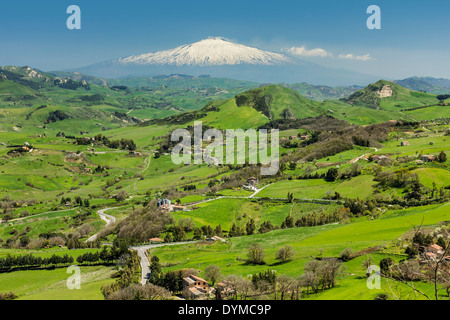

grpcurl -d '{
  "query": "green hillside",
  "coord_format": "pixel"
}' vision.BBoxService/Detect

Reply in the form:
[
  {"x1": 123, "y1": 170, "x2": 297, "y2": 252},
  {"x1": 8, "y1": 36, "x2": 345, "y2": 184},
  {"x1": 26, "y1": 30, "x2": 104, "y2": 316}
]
[
  {"x1": 235, "y1": 84, "x2": 321, "y2": 120},
  {"x1": 342, "y1": 80, "x2": 437, "y2": 110}
]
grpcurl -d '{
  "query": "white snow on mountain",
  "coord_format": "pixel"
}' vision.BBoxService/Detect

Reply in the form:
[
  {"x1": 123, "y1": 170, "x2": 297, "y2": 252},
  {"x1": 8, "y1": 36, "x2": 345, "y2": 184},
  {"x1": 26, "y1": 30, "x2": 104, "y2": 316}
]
[{"x1": 115, "y1": 37, "x2": 291, "y2": 66}]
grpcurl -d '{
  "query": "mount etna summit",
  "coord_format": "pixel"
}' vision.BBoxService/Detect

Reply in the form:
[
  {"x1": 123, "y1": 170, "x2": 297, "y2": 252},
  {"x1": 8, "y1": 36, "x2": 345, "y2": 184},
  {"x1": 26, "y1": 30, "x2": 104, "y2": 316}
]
[{"x1": 75, "y1": 37, "x2": 378, "y2": 85}]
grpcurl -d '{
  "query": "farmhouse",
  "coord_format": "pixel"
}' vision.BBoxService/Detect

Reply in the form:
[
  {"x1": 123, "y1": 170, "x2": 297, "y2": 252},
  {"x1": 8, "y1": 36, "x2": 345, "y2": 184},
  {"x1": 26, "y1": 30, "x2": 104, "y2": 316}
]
[
  {"x1": 300, "y1": 135, "x2": 309, "y2": 141},
  {"x1": 372, "y1": 155, "x2": 390, "y2": 162},
  {"x1": 401, "y1": 141, "x2": 410, "y2": 146},
  {"x1": 206, "y1": 235, "x2": 226, "y2": 242},
  {"x1": 65, "y1": 152, "x2": 79, "y2": 158},
  {"x1": 157, "y1": 198, "x2": 172, "y2": 211},
  {"x1": 129, "y1": 150, "x2": 142, "y2": 156},
  {"x1": 428, "y1": 244, "x2": 443, "y2": 254},
  {"x1": 172, "y1": 205, "x2": 187, "y2": 212},
  {"x1": 183, "y1": 275, "x2": 210, "y2": 299},
  {"x1": 246, "y1": 177, "x2": 258, "y2": 186},
  {"x1": 149, "y1": 237, "x2": 164, "y2": 244},
  {"x1": 422, "y1": 155, "x2": 435, "y2": 162},
  {"x1": 215, "y1": 281, "x2": 234, "y2": 298}
]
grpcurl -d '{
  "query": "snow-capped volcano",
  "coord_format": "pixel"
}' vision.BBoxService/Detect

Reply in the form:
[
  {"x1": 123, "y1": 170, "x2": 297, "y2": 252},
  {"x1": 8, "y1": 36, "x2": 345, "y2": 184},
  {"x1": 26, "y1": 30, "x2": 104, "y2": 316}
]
[
  {"x1": 115, "y1": 37, "x2": 290, "y2": 66},
  {"x1": 74, "y1": 37, "x2": 379, "y2": 86}
]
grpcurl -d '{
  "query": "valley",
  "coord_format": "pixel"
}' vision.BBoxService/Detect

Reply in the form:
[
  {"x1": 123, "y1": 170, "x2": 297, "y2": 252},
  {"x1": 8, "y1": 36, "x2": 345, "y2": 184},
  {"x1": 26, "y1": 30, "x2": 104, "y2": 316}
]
[{"x1": 0, "y1": 65, "x2": 449, "y2": 301}]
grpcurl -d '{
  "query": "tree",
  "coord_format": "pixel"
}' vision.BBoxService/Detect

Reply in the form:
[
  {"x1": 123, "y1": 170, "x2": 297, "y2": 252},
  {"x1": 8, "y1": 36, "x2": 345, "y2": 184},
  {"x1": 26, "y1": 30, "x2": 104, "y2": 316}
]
[
  {"x1": 340, "y1": 248, "x2": 354, "y2": 262},
  {"x1": 286, "y1": 192, "x2": 293, "y2": 203},
  {"x1": 172, "y1": 226, "x2": 187, "y2": 242},
  {"x1": 193, "y1": 228, "x2": 203, "y2": 240},
  {"x1": 246, "y1": 243, "x2": 265, "y2": 265},
  {"x1": 437, "y1": 151, "x2": 447, "y2": 163},
  {"x1": 325, "y1": 167, "x2": 339, "y2": 182},
  {"x1": 289, "y1": 162, "x2": 297, "y2": 170},
  {"x1": 281, "y1": 215, "x2": 294, "y2": 229},
  {"x1": 301, "y1": 271, "x2": 319, "y2": 294},
  {"x1": 276, "y1": 275, "x2": 295, "y2": 300},
  {"x1": 204, "y1": 265, "x2": 222, "y2": 286},
  {"x1": 245, "y1": 219, "x2": 256, "y2": 235},
  {"x1": 19, "y1": 236, "x2": 30, "y2": 248},
  {"x1": 164, "y1": 233, "x2": 173, "y2": 243},
  {"x1": 362, "y1": 256, "x2": 373, "y2": 277},
  {"x1": 436, "y1": 94, "x2": 450, "y2": 101},
  {"x1": 115, "y1": 190, "x2": 129, "y2": 202},
  {"x1": 379, "y1": 257, "x2": 395, "y2": 276},
  {"x1": 405, "y1": 181, "x2": 423, "y2": 201},
  {"x1": 106, "y1": 283, "x2": 171, "y2": 300},
  {"x1": 149, "y1": 255, "x2": 162, "y2": 283},
  {"x1": 276, "y1": 245, "x2": 295, "y2": 263},
  {"x1": 214, "y1": 225, "x2": 223, "y2": 237}
]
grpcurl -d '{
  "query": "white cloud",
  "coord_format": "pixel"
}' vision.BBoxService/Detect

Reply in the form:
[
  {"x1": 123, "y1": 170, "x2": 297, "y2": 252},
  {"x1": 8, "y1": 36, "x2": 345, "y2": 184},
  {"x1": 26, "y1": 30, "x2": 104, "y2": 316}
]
[
  {"x1": 287, "y1": 46, "x2": 332, "y2": 58},
  {"x1": 338, "y1": 53, "x2": 373, "y2": 61}
]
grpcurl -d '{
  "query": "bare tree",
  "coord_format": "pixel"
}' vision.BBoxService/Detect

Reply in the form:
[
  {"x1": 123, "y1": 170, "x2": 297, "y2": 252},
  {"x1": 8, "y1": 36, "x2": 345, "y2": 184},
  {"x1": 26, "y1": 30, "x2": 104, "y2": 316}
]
[
  {"x1": 276, "y1": 275, "x2": 295, "y2": 300},
  {"x1": 204, "y1": 265, "x2": 222, "y2": 286},
  {"x1": 106, "y1": 283, "x2": 172, "y2": 300},
  {"x1": 246, "y1": 243, "x2": 265, "y2": 265},
  {"x1": 300, "y1": 271, "x2": 319, "y2": 294},
  {"x1": 384, "y1": 226, "x2": 450, "y2": 300},
  {"x1": 290, "y1": 277, "x2": 303, "y2": 300},
  {"x1": 275, "y1": 245, "x2": 295, "y2": 263},
  {"x1": 237, "y1": 277, "x2": 253, "y2": 300}
]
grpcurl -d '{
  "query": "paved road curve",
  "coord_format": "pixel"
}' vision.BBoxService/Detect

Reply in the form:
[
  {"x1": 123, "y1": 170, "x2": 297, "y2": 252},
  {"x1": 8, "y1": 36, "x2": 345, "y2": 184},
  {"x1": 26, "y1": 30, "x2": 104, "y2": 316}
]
[
  {"x1": 86, "y1": 207, "x2": 117, "y2": 243},
  {"x1": 130, "y1": 242, "x2": 195, "y2": 285}
]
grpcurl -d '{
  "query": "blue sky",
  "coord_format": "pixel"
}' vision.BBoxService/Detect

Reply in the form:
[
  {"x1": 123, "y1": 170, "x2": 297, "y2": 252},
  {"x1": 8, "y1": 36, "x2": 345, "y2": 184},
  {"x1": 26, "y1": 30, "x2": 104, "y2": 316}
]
[{"x1": 1, "y1": 0, "x2": 450, "y2": 79}]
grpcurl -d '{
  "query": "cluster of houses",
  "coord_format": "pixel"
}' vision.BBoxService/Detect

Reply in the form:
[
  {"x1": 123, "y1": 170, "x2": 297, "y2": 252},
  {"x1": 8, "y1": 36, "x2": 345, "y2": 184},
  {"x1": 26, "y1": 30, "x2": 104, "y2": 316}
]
[
  {"x1": 182, "y1": 274, "x2": 233, "y2": 300},
  {"x1": 128, "y1": 150, "x2": 142, "y2": 156},
  {"x1": 21, "y1": 142, "x2": 33, "y2": 153},
  {"x1": 371, "y1": 155, "x2": 390, "y2": 163},
  {"x1": 243, "y1": 177, "x2": 258, "y2": 191},
  {"x1": 183, "y1": 275, "x2": 211, "y2": 299},
  {"x1": 421, "y1": 244, "x2": 450, "y2": 263},
  {"x1": 370, "y1": 152, "x2": 437, "y2": 165},
  {"x1": 65, "y1": 152, "x2": 81, "y2": 159},
  {"x1": 156, "y1": 198, "x2": 188, "y2": 212}
]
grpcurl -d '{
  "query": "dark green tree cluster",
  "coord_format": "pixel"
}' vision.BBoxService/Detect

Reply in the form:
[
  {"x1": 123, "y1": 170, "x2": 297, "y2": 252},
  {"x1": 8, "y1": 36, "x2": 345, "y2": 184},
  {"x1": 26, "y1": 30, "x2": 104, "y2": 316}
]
[
  {"x1": 258, "y1": 221, "x2": 275, "y2": 234},
  {"x1": 229, "y1": 222, "x2": 245, "y2": 237},
  {"x1": 0, "y1": 253, "x2": 74, "y2": 270},
  {"x1": 148, "y1": 255, "x2": 184, "y2": 293},
  {"x1": 251, "y1": 269, "x2": 277, "y2": 288},
  {"x1": 101, "y1": 250, "x2": 141, "y2": 298}
]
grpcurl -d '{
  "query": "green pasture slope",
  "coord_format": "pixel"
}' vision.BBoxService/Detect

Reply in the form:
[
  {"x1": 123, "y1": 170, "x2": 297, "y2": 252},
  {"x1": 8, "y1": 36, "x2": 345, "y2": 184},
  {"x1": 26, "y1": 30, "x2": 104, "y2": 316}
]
[
  {"x1": 0, "y1": 66, "x2": 449, "y2": 301},
  {"x1": 0, "y1": 265, "x2": 115, "y2": 300},
  {"x1": 152, "y1": 202, "x2": 450, "y2": 300}
]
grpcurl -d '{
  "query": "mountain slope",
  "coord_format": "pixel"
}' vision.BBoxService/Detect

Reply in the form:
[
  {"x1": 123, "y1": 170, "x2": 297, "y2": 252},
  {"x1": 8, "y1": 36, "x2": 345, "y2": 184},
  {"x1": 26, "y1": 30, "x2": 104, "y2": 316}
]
[
  {"x1": 117, "y1": 37, "x2": 290, "y2": 66},
  {"x1": 394, "y1": 76, "x2": 450, "y2": 94},
  {"x1": 144, "y1": 85, "x2": 322, "y2": 129},
  {"x1": 342, "y1": 80, "x2": 437, "y2": 110},
  {"x1": 235, "y1": 85, "x2": 320, "y2": 120}
]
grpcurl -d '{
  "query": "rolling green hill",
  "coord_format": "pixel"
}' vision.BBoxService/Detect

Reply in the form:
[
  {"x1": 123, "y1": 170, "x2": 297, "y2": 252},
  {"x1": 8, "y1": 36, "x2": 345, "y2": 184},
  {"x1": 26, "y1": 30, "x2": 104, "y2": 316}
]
[
  {"x1": 235, "y1": 84, "x2": 321, "y2": 120},
  {"x1": 394, "y1": 76, "x2": 450, "y2": 94},
  {"x1": 145, "y1": 84, "x2": 323, "y2": 130},
  {"x1": 342, "y1": 80, "x2": 437, "y2": 110}
]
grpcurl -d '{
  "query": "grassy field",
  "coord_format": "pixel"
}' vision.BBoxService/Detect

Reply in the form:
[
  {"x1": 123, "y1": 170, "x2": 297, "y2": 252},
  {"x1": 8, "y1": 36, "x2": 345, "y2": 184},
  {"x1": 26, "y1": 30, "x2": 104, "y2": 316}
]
[
  {"x1": 0, "y1": 71, "x2": 449, "y2": 301},
  {"x1": 151, "y1": 202, "x2": 450, "y2": 299},
  {"x1": 0, "y1": 265, "x2": 115, "y2": 300}
]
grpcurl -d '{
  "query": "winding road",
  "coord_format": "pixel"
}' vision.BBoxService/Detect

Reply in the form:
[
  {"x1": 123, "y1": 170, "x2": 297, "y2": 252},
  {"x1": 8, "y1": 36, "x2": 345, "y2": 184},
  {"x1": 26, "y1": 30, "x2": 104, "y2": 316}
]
[
  {"x1": 86, "y1": 207, "x2": 117, "y2": 243},
  {"x1": 89, "y1": 180, "x2": 339, "y2": 285},
  {"x1": 130, "y1": 242, "x2": 194, "y2": 285}
]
